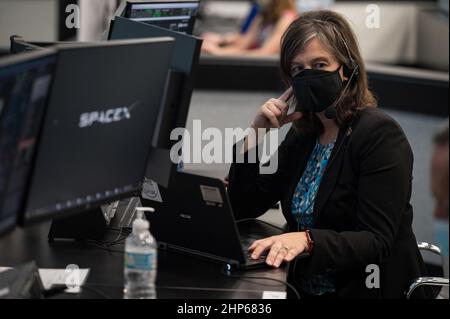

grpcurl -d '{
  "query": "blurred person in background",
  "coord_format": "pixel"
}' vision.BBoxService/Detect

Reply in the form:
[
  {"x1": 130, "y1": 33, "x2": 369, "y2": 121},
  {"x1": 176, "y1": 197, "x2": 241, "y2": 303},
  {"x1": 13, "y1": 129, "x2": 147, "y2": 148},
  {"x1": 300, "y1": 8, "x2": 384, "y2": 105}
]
[
  {"x1": 202, "y1": 0, "x2": 298, "y2": 56},
  {"x1": 201, "y1": 1, "x2": 260, "y2": 48},
  {"x1": 78, "y1": 0, "x2": 121, "y2": 41},
  {"x1": 431, "y1": 120, "x2": 449, "y2": 261},
  {"x1": 430, "y1": 119, "x2": 449, "y2": 299}
]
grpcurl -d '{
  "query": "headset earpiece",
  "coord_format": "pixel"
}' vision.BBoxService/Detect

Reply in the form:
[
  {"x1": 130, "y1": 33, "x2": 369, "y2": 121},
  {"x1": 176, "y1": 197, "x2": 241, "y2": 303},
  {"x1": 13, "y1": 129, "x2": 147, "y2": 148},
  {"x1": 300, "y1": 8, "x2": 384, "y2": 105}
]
[
  {"x1": 343, "y1": 64, "x2": 352, "y2": 79},
  {"x1": 351, "y1": 60, "x2": 360, "y2": 76},
  {"x1": 341, "y1": 38, "x2": 360, "y2": 79},
  {"x1": 343, "y1": 59, "x2": 359, "y2": 79}
]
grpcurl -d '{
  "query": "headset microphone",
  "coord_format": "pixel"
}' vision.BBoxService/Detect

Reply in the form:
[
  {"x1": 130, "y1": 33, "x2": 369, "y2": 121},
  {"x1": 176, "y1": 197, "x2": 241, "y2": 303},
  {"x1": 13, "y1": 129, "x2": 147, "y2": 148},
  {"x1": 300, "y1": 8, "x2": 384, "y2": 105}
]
[
  {"x1": 324, "y1": 66, "x2": 358, "y2": 120},
  {"x1": 324, "y1": 64, "x2": 358, "y2": 120}
]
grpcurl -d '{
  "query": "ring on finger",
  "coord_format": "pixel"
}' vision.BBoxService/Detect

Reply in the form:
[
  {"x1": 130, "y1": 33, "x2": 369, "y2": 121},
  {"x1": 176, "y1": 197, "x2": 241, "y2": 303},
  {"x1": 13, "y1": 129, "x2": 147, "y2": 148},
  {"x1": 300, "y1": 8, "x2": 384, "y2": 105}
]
[{"x1": 280, "y1": 246, "x2": 290, "y2": 253}]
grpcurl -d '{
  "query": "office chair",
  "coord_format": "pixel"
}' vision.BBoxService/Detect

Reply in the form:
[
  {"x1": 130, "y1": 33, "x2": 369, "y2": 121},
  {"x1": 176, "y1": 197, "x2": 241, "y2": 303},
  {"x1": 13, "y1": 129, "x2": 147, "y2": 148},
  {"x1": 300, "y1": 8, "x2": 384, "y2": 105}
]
[{"x1": 407, "y1": 242, "x2": 449, "y2": 299}]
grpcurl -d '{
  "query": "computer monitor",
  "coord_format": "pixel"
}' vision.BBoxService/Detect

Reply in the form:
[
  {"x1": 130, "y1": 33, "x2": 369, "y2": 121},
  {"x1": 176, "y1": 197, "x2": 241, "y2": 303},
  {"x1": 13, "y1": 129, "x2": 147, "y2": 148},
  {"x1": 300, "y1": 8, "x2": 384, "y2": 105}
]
[
  {"x1": 10, "y1": 36, "x2": 44, "y2": 54},
  {"x1": 109, "y1": 16, "x2": 202, "y2": 150},
  {"x1": 0, "y1": 50, "x2": 56, "y2": 236},
  {"x1": 22, "y1": 38, "x2": 174, "y2": 225},
  {"x1": 10, "y1": 36, "x2": 78, "y2": 55},
  {"x1": 123, "y1": 0, "x2": 200, "y2": 34}
]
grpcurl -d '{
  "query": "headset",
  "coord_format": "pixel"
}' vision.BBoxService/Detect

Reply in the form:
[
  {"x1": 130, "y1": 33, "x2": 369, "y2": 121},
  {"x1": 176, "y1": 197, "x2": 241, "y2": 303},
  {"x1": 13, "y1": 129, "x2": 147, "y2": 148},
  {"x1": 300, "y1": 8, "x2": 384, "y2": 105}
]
[
  {"x1": 324, "y1": 37, "x2": 360, "y2": 120},
  {"x1": 342, "y1": 38, "x2": 360, "y2": 78}
]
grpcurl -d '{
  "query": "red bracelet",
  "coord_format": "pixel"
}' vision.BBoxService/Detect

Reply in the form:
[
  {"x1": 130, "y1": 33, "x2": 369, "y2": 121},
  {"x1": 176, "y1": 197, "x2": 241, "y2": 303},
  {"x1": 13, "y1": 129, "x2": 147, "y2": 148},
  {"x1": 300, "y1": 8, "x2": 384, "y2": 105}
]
[{"x1": 305, "y1": 230, "x2": 315, "y2": 254}]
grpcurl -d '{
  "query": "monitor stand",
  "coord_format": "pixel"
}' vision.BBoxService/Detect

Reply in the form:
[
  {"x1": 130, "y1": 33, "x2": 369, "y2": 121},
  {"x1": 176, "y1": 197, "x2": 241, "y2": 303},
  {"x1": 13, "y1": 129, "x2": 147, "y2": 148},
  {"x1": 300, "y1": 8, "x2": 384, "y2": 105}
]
[
  {"x1": 47, "y1": 198, "x2": 141, "y2": 241},
  {"x1": 48, "y1": 207, "x2": 109, "y2": 241}
]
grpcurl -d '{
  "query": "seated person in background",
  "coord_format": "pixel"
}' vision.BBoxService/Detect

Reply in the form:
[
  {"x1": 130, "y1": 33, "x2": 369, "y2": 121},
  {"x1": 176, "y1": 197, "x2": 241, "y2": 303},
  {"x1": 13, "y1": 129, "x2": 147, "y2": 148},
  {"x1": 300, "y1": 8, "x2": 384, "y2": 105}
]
[
  {"x1": 202, "y1": 0, "x2": 298, "y2": 56},
  {"x1": 202, "y1": 1, "x2": 260, "y2": 47}
]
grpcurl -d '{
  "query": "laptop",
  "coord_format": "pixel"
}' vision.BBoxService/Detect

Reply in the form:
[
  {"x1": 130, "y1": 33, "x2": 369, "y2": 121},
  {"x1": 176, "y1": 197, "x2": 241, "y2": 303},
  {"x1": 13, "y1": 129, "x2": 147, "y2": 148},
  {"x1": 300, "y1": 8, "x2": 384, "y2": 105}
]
[{"x1": 140, "y1": 172, "x2": 285, "y2": 270}]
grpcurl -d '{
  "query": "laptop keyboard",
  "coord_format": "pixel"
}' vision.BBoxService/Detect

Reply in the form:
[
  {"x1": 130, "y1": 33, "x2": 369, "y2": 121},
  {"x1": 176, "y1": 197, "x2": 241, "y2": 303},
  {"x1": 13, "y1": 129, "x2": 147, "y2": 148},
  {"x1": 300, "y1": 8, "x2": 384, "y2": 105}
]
[
  {"x1": 240, "y1": 238, "x2": 268, "y2": 265},
  {"x1": 236, "y1": 220, "x2": 286, "y2": 267}
]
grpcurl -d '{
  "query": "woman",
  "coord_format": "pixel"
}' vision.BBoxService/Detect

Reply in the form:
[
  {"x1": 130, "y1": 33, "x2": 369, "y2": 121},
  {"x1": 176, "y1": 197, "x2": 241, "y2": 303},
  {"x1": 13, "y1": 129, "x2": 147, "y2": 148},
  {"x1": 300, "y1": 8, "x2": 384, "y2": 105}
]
[
  {"x1": 228, "y1": 10, "x2": 429, "y2": 299},
  {"x1": 202, "y1": 0, "x2": 298, "y2": 56}
]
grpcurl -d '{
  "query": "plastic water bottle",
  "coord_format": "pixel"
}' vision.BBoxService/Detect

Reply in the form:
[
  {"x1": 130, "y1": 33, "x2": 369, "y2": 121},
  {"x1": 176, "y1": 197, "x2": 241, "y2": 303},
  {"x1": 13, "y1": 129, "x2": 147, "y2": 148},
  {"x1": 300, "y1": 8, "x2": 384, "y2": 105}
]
[{"x1": 124, "y1": 207, "x2": 157, "y2": 299}]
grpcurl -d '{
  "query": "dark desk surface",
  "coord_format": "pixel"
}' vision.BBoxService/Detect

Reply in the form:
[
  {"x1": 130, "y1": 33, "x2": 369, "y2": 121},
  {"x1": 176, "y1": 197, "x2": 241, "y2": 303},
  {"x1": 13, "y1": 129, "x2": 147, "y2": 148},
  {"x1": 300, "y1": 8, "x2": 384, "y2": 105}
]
[{"x1": 0, "y1": 222, "x2": 287, "y2": 299}]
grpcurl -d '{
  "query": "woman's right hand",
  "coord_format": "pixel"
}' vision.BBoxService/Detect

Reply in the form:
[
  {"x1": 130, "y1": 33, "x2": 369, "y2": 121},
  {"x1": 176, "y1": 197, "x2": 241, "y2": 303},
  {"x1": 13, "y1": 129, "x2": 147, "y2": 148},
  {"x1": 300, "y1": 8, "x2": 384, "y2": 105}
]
[{"x1": 251, "y1": 88, "x2": 302, "y2": 130}]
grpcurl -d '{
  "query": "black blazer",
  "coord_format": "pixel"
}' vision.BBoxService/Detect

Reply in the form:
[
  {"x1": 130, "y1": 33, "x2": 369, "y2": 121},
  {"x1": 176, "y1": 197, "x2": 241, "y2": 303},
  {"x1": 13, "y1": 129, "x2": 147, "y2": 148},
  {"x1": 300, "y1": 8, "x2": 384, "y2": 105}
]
[{"x1": 228, "y1": 108, "x2": 429, "y2": 299}]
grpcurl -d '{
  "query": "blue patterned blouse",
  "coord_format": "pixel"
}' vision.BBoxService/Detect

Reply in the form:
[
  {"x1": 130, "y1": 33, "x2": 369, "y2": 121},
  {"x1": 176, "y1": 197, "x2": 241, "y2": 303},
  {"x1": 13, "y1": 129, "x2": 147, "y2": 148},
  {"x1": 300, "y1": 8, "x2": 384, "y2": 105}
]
[{"x1": 291, "y1": 140, "x2": 336, "y2": 296}]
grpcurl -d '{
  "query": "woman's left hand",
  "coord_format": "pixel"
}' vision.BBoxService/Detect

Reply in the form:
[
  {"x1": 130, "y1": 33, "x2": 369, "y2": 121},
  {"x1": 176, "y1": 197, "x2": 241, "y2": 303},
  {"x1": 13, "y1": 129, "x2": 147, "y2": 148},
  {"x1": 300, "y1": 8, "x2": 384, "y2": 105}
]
[{"x1": 248, "y1": 232, "x2": 309, "y2": 268}]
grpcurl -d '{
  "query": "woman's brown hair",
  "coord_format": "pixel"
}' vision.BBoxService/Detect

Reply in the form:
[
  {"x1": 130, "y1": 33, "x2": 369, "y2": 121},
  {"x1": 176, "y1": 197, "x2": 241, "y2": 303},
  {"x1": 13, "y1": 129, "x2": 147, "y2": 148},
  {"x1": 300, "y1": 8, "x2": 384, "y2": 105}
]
[
  {"x1": 261, "y1": 0, "x2": 297, "y2": 25},
  {"x1": 280, "y1": 10, "x2": 377, "y2": 135}
]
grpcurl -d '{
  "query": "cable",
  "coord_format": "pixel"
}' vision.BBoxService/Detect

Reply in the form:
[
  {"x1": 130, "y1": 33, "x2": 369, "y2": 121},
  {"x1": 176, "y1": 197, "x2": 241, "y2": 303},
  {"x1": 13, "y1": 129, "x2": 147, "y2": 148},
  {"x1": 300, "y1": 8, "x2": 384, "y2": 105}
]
[
  {"x1": 107, "y1": 226, "x2": 126, "y2": 246},
  {"x1": 108, "y1": 237, "x2": 127, "y2": 247},
  {"x1": 221, "y1": 268, "x2": 301, "y2": 300},
  {"x1": 85, "y1": 227, "x2": 131, "y2": 248},
  {"x1": 86, "y1": 241, "x2": 125, "y2": 255},
  {"x1": 105, "y1": 227, "x2": 123, "y2": 232}
]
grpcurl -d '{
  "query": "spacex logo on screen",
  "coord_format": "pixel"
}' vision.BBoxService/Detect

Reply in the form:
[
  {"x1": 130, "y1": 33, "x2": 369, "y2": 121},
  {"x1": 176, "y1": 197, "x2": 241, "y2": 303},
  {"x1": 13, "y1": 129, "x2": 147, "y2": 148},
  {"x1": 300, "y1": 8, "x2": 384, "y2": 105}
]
[{"x1": 78, "y1": 101, "x2": 140, "y2": 128}]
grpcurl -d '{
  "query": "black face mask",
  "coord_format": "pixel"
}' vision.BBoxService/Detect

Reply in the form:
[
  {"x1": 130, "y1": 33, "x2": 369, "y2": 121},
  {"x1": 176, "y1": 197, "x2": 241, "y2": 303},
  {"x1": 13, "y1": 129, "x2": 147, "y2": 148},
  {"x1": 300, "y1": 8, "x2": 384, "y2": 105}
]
[{"x1": 291, "y1": 66, "x2": 343, "y2": 114}]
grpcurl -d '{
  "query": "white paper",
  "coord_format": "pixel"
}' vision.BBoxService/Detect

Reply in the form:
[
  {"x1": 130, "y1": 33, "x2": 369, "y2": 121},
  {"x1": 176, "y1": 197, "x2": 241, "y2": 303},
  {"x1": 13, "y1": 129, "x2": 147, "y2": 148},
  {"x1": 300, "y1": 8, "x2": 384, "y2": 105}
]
[
  {"x1": 262, "y1": 291, "x2": 287, "y2": 299},
  {"x1": 39, "y1": 268, "x2": 90, "y2": 294}
]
